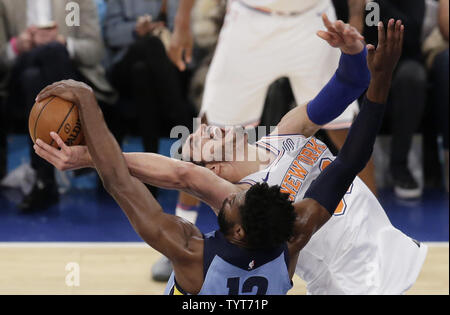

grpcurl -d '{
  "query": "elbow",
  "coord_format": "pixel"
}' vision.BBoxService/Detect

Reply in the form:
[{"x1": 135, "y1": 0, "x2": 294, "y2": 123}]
[
  {"x1": 176, "y1": 163, "x2": 197, "y2": 190},
  {"x1": 101, "y1": 172, "x2": 130, "y2": 195}
]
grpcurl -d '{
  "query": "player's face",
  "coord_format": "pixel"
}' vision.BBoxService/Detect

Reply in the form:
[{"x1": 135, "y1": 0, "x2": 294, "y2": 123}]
[
  {"x1": 218, "y1": 192, "x2": 245, "y2": 236},
  {"x1": 182, "y1": 124, "x2": 246, "y2": 164}
]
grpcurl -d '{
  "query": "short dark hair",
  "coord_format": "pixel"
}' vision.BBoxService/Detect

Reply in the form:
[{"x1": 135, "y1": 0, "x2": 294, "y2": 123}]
[{"x1": 240, "y1": 183, "x2": 297, "y2": 250}]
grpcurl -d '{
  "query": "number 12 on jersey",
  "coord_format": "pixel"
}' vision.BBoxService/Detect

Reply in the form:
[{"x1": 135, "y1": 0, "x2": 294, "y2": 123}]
[{"x1": 226, "y1": 276, "x2": 268, "y2": 295}]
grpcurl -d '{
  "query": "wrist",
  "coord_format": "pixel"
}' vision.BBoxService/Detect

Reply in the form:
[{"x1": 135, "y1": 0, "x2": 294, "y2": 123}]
[
  {"x1": 340, "y1": 41, "x2": 365, "y2": 55},
  {"x1": 366, "y1": 74, "x2": 392, "y2": 104},
  {"x1": 10, "y1": 37, "x2": 19, "y2": 54},
  {"x1": 76, "y1": 89, "x2": 96, "y2": 109},
  {"x1": 349, "y1": 17, "x2": 364, "y2": 34},
  {"x1": 175, "y1": 14, "x2": 191, "y2": 30},
  {"x1": 84, "y1": 149, "x2": 94, "y2": 168}
]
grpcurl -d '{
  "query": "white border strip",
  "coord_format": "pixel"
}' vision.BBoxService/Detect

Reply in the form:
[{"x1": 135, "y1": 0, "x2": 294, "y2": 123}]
[
  {"x1": 0, "y1": 242, "x2": 149, "y2": 248},
  {"x1": 0, "y1": 242, "x2": 447, "y2": 248}
]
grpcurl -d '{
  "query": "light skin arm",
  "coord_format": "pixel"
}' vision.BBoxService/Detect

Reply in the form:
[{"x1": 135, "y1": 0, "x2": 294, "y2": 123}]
[
  {"x1": 34, "y1": 133, "x2": 237, "y2": 211},
  {"x1": 348, "y1": 0, "x2": 366, "y2": 34},
  {"x1": 168, "y1": 0, "x2": 196, "y2": 71},
  {"x1": 273, "y1": 14, "x2": 365, "y2": 137},
  {"x1": 439, "y1": 0, "x2": 449, "y2": 41},
  {"x1": 288, "y1": 19, "x2": 404, "y2": 254},
  {"x1": 35, "y1": 81, "x2": 203, "y2": 266}
]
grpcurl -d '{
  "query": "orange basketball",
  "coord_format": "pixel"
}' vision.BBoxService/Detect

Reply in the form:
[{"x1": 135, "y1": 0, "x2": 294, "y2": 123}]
[{"x1": 28, "y1": 96, "x2": 84, "y2": 148}]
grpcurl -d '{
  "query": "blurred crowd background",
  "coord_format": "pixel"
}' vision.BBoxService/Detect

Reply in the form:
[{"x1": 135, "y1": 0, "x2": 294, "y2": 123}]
[{"x1": 0, "y1": 0, "x2": 448, "y2": 213}]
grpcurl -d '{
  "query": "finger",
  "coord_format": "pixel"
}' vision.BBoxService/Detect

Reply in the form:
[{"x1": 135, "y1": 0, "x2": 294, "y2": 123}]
[
  {"x1": 36, "y1": 87, "x2": 60, "y2": 102},
  {"x1": 36, "y1": 80, "x2": 72, "y2": 101},
  {"x1": 36, "y1": 82, "x2": 64, "y2": 101},
  {"x1": 334, "y1": 21, "x2": 346, "y2": 34},
  {"x1": 185, "y1": 41, "x2": 193, "y2": 64},
  {"x1": 50, "y1": 132, "x2": 70, "y2": 153},
  {"x1": 36, "y1": 84, "x2": 67, "y2": 102},
  {"x1": 386, "y1": 19, "x2": 395, "y2": 47},
  {"x1": 366, "y1": 43, "x2": 376, "y2": 62},
  {"x1": 349, "y1": 26, "x2": 365, "y2": 40},
  {"x1": 395, "y1": 20, "x2": 402, "y2": 43},
  {"x1": 322, "y1": 13, "x2": 333, "y2": 29},
  {"x1": 317, "y1": 31, "x2": 341, "y2": 47},
  {"x1": 36, "y1": 138, "x2": 66, "y2": 160},
  {"x1": 400, "y1": 25, "x2": 405, "y2": 46},
  {"x1": 34, "y1": 144, "x2": 64, "y2": 169},
  {"x1": 177, "y1": 51, "x2": 186, "y2": 71},
  {"x1": 317, "y1": 30, "x2": 333, "y2": 42},
  {"x1": 169, "y1": 46, "x2": 186, "y2": 71},
  {"x1": 377, "y1": 21, "x2": 386, "y2": 48},
  {"x1": 398, "y1": 24, "x2": 405, "y2": 55},
  {"x1": 367, "y1": 44, "x2": 376, "y2": 51},
  {"x1": 322, "y1": 13, "x2": 337, "y2": 33},
  {"x1": 395, "y1": 19, "x2": 402, "y2": 34}
]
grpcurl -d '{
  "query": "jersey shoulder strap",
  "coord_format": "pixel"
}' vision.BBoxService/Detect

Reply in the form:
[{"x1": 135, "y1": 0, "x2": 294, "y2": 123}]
[
  {"x1": 257, "y1": 134, "x2": 309, "y2": 153},
  {"x1": 203, "y1": 231, "x2": 289, "y2": 275}
]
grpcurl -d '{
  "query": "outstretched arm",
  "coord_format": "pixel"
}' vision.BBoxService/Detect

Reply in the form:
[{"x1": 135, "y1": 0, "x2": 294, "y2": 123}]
[
  {"x1": 35, "y1": 81, "x2": 204, "y2": 264},
  {"x1": 168, "y1": 0, "x2": 196, "y2": 71},
  {"x1": 274, "y1": 14, "x2": 370, "y2": 137},
  {"x1": 34, "y1": 136, "x2": 237, "y2": 211},
  {"x1": 289, "y1": 19, "x2": 404, "y2": 252}
]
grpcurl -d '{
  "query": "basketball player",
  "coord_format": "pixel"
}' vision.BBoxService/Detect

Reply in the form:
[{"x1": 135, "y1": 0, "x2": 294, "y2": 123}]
[
  {"x1": 35, "y1": 19, "x2": 426, "y2": 294},
  {"x1": 159, "y1": 0, "x2": 372, "y2": 282}
]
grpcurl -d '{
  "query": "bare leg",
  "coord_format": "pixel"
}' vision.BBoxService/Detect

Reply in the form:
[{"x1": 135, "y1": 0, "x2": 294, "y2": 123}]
[
  {"x1": 327, "y1": 128, "x2": 378, "y2": 196},
  {"x1": 175, "y1": 191, "x2": 201, "y2": 224},
  {"x1": 445, "y1": 151, "x2": 449, "y2": 193}
]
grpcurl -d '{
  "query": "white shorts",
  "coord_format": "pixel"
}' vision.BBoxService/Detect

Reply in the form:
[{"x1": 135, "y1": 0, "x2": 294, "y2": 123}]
[{"x1": 200, "y1": 0, "x2": 359, "y2": 129}]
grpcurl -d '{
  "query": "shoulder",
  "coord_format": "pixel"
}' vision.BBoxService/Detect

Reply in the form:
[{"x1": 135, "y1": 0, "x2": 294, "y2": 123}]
[
  {"x1": 258, "y1": 134, "x2": 308, "y2": 153},
  {"x1": 288, "y1": 198, "x2": 330, "y2": 253}
]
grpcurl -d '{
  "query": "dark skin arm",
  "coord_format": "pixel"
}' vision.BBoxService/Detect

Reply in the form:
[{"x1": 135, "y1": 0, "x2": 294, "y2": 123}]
[
  {"x1": 286, "y1": 19, "x2": 404, "y2": 277},
  {"x1": 35, "y1": 81, "x2": 205, "y2": 294}
]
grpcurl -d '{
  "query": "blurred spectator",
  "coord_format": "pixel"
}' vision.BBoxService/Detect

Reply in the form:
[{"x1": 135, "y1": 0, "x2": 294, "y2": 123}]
[
  {"x1": 0, "y1": 60, "x2": 6, "y2": 180},
  {"x1": 188, "y1": 0, "x2": 226, "y2": 112},
  {"x1": 95, "y1": 0, "x2": 108, "y2": 26},
  {"x1": 0, "y1": 0, "x2": 114, "y2": 211},
  {"x1": 423, "y1": 0, "x2": 449, "y2": 192},
  {"x1": 103, "y1": 0, "x2": 195, "y2": 189},
  {"x1": 103, "y1": 0, "x2": 196, "y2": 281},
  {"x1": 364, "y1": 0, "x2": 427, "y2": 199}
]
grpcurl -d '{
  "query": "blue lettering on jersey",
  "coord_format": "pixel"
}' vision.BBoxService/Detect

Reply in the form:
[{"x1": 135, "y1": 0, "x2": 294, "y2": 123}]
[{"x1": 164, "y1": 231, "x2": 293, "y2": 295}]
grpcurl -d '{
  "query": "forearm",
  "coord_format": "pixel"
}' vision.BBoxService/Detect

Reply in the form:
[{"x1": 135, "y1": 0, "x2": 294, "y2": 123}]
[
  {"x1": 124, "y1": 152, "x2": 233, "y2": 211},
  {"x1": 306, "y1": 47, "x2": 370, "y2": 125},
  {"x1": 124, "y1": 153, "x2": 189, "y2": 190},
  {"x1": 77, "y1": 94, "x2": 131, "y2": 190},
  {"x1": 439, "y1": 0, "x2": 449, "y2": 41},
  {"x1": 348, "y1": 0, "x2": 365, "y2": 32},
  {"x1": 174, "y1": 0, "x2": 195, "y2": 29},
  {"x1": 304, "y1": 95, "x2": 386, "y2": 214},
  {"x1": 276, "y1": 47, "x2": 370, "y2": 136}
]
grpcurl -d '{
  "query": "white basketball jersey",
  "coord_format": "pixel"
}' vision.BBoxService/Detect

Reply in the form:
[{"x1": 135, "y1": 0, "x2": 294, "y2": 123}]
[
  {"x1": 239, "y1": 0, "x2": 321, "y2": 13},
  {"x1": 240, "y1": 135, "x2": 428, "y2": 294}
]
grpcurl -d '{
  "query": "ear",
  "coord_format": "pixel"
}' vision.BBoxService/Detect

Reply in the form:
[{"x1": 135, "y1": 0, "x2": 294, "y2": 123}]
[
  {"x1": 206, "y1": 163, "x2": 220, "y2": 175},
  {"x1": 234, "y1": 224, "x2": 246, "y2": 241}
]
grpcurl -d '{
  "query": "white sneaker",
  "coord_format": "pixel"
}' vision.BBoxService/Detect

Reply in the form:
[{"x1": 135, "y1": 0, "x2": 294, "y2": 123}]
[{"x1": 151, "y1": 256, "x2": 173, "y2": 282}]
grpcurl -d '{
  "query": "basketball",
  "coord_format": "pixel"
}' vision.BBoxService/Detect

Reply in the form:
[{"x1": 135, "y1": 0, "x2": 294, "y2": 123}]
[{"x1": 28, "y1": 96, "x2": 84, "y2": 148}]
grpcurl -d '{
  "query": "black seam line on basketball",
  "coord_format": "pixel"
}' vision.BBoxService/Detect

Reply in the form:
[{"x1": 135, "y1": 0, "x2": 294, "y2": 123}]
[
  {"x1": 50, "y1": 103, "x2": 76, "y2": 147},
  {"x1": 34, "y1": 96, "x2": 56, "y2": 143}
]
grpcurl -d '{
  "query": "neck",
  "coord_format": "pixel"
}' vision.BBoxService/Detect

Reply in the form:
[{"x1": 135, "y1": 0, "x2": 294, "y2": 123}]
[
  {"x1": 232, "y1": 144, "x2": 275, "y2": 181},
  {"x1": 224, "y1": 234, "x2": 250, "y2": 249}
]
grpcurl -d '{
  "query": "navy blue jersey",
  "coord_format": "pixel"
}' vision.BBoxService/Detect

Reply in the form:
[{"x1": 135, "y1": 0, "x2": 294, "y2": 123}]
[{"x1": 164, "y1": 230, "x2": 293, "y2": 295}]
